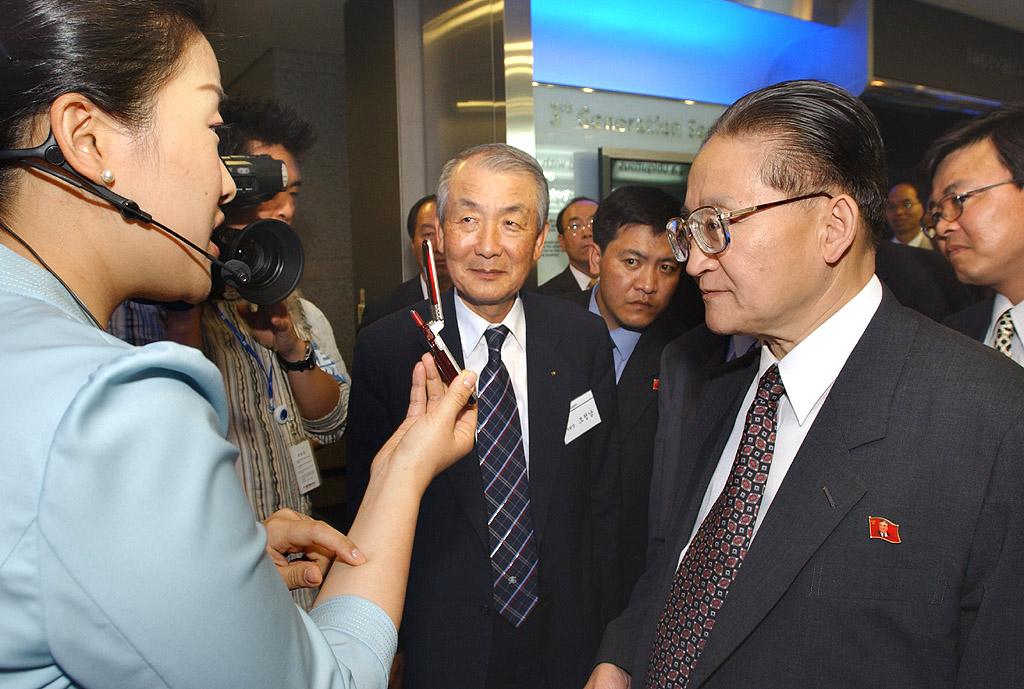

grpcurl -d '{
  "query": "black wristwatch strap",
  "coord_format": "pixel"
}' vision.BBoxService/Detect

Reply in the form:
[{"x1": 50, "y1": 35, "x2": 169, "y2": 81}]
[{"x1": 277, "y1": 341, "x2": 316, "y2": 372}]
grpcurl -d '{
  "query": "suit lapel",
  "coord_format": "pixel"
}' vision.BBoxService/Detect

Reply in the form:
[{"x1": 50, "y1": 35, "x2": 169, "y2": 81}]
[
  {"x1": 687, "y1": 291, "x2": 914, "y2": 687},
  {"x1": 673, "y1": 357, "x2": 756, "y2": 541},
  {"x1": 521, "y1": 293, "x2": 571, "y2": 544},
  {"x1": 436, "y1": 291, "x2": 490, "y2": 547},
  {"x1": 617, "y1": 325, "x2": 663, "y2": 439}
]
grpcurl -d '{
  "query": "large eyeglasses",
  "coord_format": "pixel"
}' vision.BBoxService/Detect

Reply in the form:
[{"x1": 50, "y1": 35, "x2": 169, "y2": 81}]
[
  {"x1": 565, "y1": 218, "x2": 593, "y2": 237},
  {"x1": 665, "y1": 191, "x2": 833, "y2": 262},
  {"x1": 920, "y1": 179, "x2": 1021, "y2": 238}
]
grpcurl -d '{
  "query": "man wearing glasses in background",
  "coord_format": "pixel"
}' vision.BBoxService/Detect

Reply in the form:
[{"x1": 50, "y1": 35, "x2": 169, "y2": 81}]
[
  {"x1": 919, "y1": 103, "x2": 1024, "y2": 367},
  {"x1": 586, "y1": 80, "x2": 1024, "y2": 689},
  {"x1": 534, "y1": 196, "x2": 599, "y2": 295},
  {"x1": 884, "y1": 182, "x2": 931, "y2": 248}
]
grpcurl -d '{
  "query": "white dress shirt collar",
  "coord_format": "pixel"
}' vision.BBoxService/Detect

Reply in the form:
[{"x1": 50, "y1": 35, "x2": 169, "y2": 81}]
[
  {"x1": 569, "y1": 263, "x2": 592, "y2": 290},
  {"x1": 452, "y1": 290, "x2": 527, "y2": 357},
  {"x1": 761, "y1": 275, "x2": 883, "y2": 424}
]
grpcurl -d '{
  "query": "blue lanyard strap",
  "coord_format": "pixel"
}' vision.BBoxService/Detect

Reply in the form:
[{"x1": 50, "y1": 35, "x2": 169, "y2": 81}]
[{"x1": 212, "y1": 304, "x2": 276, "y2": 410}]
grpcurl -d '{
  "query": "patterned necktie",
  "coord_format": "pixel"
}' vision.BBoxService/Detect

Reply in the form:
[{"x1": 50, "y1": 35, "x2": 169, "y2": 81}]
[
  {"x1": 994, "y1": 309, "x2": 1015, "y2": 358},
  {"x1": 646, "y1": 365, "x2": 786, "y2": 688},
  {"x1": 477, "y1": 326, "x2": 540, "y2": 627}
]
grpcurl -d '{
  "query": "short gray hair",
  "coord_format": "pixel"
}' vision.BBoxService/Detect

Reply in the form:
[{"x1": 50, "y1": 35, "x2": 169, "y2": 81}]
[{"x1": 435, "y1": 143, "x2": 549, "y2": 232}]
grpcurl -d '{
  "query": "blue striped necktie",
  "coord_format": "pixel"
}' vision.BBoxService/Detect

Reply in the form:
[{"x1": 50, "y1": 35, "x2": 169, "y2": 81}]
[{"x1": 478, "y1": 326, "x2": 540, "y2": 627}]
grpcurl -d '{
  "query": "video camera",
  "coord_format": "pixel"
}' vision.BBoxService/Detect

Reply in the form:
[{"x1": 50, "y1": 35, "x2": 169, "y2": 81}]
[
  {"x1": 211, "y1": 153, "x2": 303, "y2": 304},
  {"x1": 221, "y1": 154, "x2": 288, "y2": 209}
]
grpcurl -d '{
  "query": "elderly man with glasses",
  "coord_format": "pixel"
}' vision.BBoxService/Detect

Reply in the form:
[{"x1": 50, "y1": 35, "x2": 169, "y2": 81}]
[
  {"x1": 919, "y1": 103, "x2": 1024, "y2": 366},
  {"x1": 586, "y1": 80, "x2": 1024, "y2": 689}
]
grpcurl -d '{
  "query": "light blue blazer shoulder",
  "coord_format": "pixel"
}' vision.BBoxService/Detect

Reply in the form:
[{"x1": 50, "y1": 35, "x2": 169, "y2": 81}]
[{"x1": 0, "y1": 247, "x2": 393, "y2": 689}]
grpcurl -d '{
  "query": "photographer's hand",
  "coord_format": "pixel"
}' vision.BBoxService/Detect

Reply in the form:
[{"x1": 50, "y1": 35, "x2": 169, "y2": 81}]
[
  {"x1": 235, "y1": 300, "x2": 341, "y2": 421},
  {"x1": 235, "y1": 300, "x2": 300, "y2": 354}
]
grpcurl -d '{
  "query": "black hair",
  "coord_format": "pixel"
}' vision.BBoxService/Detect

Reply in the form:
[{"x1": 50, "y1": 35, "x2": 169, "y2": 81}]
[
  {"x1": 919, "y1": 102, "x2": 1024, "y2": 196},
  {"x1": 0, "y1": 0, "x2": 213, "y2": 214},
  {"x1": 707, "y1": 79, "x2": 888, "y2": 244},
  {"x1": 591, "y1": 186, "x2": 681, "y2": 251},
  {"x1": 406, "y1": 194, "x2": 437, "y2": 239},
  {"x1": 556, "y1": 196, "x2": 597, "y2": 234},
  {"x1": 217, "y1": 98, "x2": 315, "y2": 159}
]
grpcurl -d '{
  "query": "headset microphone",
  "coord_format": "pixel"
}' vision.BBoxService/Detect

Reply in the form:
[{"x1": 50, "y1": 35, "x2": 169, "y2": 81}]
[{"x1": 0, "y1": 130, "x2": 303, "y2": 304}]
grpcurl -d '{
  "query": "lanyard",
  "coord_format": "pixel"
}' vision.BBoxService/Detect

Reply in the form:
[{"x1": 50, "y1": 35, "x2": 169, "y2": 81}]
[{"x1": 212, "y1": 304, "x2": 291, "y2": 424}]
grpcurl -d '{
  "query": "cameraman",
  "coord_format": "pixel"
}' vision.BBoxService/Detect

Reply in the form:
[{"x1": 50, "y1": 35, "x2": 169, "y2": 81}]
[{"x1": 109, "y1": 99, "x2": 349, "y2": 610}]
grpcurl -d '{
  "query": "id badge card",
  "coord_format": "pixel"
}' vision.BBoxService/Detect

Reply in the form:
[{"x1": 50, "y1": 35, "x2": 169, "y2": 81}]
[
  {"x1": 289, "y1": 439, "x2": 321, "y2": 493},
  {"x1": 564, "y1": 389, "x2": 602, "y2": 444}
]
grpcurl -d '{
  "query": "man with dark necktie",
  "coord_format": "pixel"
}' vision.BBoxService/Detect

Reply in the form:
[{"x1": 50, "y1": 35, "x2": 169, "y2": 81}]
[
  {"x1": 347, "y1": 143, "x2": 619, "y2": 689},
  {"x1": 587, "y1": 80, "x2": 1024, "y2": 689}
]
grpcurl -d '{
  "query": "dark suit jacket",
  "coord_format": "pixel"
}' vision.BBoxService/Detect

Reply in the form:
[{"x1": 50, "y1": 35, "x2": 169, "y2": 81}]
[
  {"x1": 599, "y1": 289, "x2": 1024, "y2": 687},
  {"x1": 874, "y1": 240, "x2": 975, "y2": 321},
  {"x1": 347, "y1": 290, "x2": 621, "y2": 689},
  {"x1": 647, "y1": 323, "x2": 730, "y2": 541},
  {"x1": 563, "y1": 289, "x2": 685, "y2": 602},
  {"x1": 533, "y1": 264, "x2": 584, "y2": 296},
  {"x1": 943, "y1": 296, "x2": 994, "y2": 342},
  {"x1": 359, "y1": 276, "x2": 423, "y2": 331}
]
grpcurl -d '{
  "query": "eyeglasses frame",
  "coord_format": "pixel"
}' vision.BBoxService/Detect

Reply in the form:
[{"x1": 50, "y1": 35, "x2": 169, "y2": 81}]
[
  {"x1": 666, "y1": 191, "x2": 834, "y2": 262},
  {"x1": 920, "y1": 178, "x2": 1022, "y2": 238},
  {"x1": 564, "y1": 218, "x2": 593, "y2": 237}
]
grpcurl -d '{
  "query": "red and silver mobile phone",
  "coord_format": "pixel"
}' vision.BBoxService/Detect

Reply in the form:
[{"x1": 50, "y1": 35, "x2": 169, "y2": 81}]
[{"x1": 410, "y1": 239, "x2": 475, "y2": 402}]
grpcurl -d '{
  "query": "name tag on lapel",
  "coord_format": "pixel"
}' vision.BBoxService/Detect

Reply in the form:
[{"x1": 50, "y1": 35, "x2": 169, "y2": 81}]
[{"x1": 564, "y1": 389, "x2": 601, "y2": 444}]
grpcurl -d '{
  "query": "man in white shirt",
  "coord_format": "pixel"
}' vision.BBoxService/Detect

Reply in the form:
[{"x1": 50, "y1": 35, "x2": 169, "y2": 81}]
[
  {"x1": 588, "y1": 80, "x2": 1024, "y2": 689},
  {"x1": 920, "y1": 103, "x2": 1024, "y2": 367}
]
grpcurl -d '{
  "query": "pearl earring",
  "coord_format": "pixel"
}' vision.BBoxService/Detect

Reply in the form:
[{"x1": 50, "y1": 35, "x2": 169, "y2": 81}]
[{"x1": 100, "y1": 170, "x2": 115, "y2": 185}]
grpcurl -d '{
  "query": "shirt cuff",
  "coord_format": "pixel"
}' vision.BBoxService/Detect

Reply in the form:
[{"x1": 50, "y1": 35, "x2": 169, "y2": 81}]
[{"x1": 311, "y1": 595, "x2": 398, "y2": 681}]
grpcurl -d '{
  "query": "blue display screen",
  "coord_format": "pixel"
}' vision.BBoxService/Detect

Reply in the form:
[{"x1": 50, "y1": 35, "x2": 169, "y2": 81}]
[{"x1": 531, "y1": 0, "x2": 867, "y2": 105}]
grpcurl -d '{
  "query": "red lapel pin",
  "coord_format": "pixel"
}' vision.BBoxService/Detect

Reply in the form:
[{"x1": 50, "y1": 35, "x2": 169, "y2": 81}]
[{"x1": 868, "y1": 516, "x2": 901, "y2": 544}]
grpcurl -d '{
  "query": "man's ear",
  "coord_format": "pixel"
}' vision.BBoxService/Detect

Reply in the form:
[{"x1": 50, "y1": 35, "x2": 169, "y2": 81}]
[
  {"x1": 822, "y1": 194, "x2": 859, "y2": 264},
  {"x1": 49, "y1": 93, "x2": 122, "y2": 186},
  {"x1": 532, "y1": 220, "x2": 549, "y2": 263},
  {"x1": 586, "y1": 243, "x2": 602, "y2": 277}
]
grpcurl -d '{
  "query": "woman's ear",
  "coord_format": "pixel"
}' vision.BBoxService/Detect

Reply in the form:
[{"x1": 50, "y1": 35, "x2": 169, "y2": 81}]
[{"x1": 49, "y1": 93, "x2": 121, "y2": 185}]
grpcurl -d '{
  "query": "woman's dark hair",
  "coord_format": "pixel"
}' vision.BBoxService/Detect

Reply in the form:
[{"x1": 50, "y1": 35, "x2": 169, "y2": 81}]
[
  {"x1": 707, "y1": 79, "x2": 888, "y2": 244},
  {"x1": 0, "y1": 0, "x2": 213, "y2": 211}
]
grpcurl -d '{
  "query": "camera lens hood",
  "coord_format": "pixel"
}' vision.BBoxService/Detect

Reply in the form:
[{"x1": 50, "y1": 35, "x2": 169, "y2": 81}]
[{"x1": 218, "y1": 218, "x2": 304, "y2": 304}]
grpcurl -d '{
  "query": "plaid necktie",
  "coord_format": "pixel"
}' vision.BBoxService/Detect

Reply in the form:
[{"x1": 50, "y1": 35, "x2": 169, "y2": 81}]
[
  {"x1": 478, "y1": 326, "x2": 539, "y2": 627},
  {"x1": 994, "y1": 309, "x2": 1015, "y2": 358},
  {"x1": 647, "y1": 364, "x2": 786, "y2": 687}
]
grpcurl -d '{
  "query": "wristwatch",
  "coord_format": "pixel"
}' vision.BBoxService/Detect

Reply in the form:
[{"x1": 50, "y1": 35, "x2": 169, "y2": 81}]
[{"x1": 277, "y1": 341, "x2": 316, "y2": 372}]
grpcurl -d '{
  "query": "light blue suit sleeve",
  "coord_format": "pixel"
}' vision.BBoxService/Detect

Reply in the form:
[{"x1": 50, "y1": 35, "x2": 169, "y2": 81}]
[{"x1": 32, "y1": 342, "x2": 394, "y2": 688}]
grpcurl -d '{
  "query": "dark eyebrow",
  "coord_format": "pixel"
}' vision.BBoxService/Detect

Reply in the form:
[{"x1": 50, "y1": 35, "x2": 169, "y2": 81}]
[{"x1": 619, "y1": 248, "x2": 649, "y2": 261}]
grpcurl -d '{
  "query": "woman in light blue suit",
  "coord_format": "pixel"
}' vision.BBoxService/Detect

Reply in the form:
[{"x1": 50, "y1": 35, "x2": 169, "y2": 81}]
[{"x1": 0, "y1": 2, "x2": 476, "y2": 687}]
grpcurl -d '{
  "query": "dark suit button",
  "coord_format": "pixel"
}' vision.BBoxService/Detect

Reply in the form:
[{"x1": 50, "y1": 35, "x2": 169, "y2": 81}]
[{"x1": 480, "y1": 603, "x2": 491, "y2": 615}]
